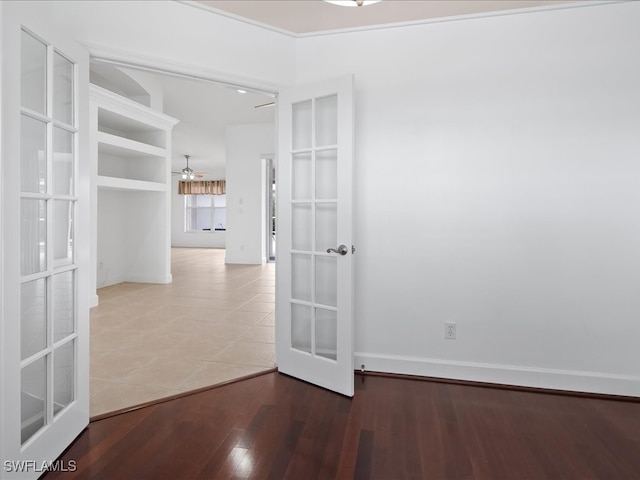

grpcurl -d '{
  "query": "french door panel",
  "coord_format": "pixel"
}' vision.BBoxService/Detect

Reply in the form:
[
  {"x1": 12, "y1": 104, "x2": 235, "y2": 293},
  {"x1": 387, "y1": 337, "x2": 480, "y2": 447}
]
[
  {"x1": 276, "y1": 75, "x2": 354, "y2": 397},
  {"x1": 1, "y1": 2, "x2": 90, "y2": 478}
]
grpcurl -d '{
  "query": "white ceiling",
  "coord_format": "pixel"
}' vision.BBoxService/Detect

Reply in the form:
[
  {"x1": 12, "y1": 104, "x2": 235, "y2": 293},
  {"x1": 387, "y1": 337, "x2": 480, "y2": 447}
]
[
  {"x1": 196, "y1": 0, "x2": 573, "y2": 35},
  {"x1": 160, "y1": 75, "x2": 274, "y2": 178}
]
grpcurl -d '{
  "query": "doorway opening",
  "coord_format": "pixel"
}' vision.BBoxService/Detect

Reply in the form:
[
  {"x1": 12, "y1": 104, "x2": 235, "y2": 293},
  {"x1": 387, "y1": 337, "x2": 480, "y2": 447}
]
[
  {"x1": 266, "y1": 157, "x2": 276, "y2": 263},
  {"x1": 89, "y1": 58, "x2": 279, "y2": 416}
]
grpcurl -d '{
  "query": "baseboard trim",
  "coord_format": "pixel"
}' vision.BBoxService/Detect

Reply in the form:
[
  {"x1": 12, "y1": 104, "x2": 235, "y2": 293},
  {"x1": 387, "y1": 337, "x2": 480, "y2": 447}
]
[
  {"x1": 355, "y1": 352, "x2": 640, "y2": 399},
  {"x1": 356, "y1": 370, "x2": 640, "y2": 403},
  {"x1": 89, "y1": 294, "x2": 99, "y2": 308},
  {"x1": 124, "y1": 273, "x2": 172, "y2": 284}
]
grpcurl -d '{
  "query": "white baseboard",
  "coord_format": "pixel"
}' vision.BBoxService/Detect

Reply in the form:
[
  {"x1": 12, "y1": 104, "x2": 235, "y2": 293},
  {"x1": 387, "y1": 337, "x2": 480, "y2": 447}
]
[
  {"x1": 354, "y1": 352, "x2": 640, "y2": 398},
  {"x1": 124, "y1": 273, "x2": 172, "y2": 284},
  {"x1": 225, "y1": 255, "x2": 263, "y2": 265},
  {"x1": 89, "y1": 294, "x2": 99, "y2": 308}
]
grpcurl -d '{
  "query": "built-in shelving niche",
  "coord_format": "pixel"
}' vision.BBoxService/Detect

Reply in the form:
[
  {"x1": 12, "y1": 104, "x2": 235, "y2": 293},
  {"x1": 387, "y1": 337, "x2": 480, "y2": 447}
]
[{"x1": 90, "y1": 84, "x2": 179, "y2": 301}]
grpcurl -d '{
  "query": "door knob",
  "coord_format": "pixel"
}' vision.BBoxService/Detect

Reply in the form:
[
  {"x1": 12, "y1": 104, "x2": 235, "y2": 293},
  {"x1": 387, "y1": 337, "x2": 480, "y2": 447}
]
[{"x1": 327, "y1": 244, "x2": 348, "y2": 256}]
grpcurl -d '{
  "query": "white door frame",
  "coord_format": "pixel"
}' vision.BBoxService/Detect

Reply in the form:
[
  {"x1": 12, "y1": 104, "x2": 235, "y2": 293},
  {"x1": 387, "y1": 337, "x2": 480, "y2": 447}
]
[{"x1": 263, "y1": 155, "x2": 276, "y2": 263}]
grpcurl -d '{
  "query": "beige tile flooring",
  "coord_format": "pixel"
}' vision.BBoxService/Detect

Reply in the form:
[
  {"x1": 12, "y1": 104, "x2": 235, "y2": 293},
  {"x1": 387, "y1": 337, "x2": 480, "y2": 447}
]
[{"x1": 90, "y1": 248, "x2": 275, "y2": 417}]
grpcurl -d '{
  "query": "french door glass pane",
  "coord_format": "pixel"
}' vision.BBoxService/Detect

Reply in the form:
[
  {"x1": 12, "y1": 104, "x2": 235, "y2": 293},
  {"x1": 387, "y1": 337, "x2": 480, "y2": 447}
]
[
  {"x1": 315, "y1": 256, "x2": 337, "y2": 307},
  {"x1": 21, "y1": 356, "x2": 47, "y2": 444},
  {"x1": 315, "y1": 203, "x2": 337, "y2": 253},
  {"x1": 315, "y1": 95, "x2": 338, "y2": 147},
  {"x1": 315, "y1": 149, "x2": 337, "y2": 200},
  {"x1": 291, "y1": 304, "x2": 311, "y2": 354},
  {"x1": 292, "y1": 100, "x2": 312, "y2": 150},
  {"x1": 292, "y1": 203, "x2": 312, "y2": 251},
  {"x1": 53, "y1": 271, "x2": 74, "y2": 342},
  {"x1": 21, "y1": 199, "x2": 47, "y2": 275},
  {"x1": 53, "y1": 127, "x2": 74, "y2": 196},
  {"x1": 21, "y1": 279, "x2": 47, "y2": 360},
  {"x1": 291, "y1": 254, "x2": 311, "y2": 302},
  {"x1": 53, "y1": 52, "x2": 74, "y2": 125},
  {"x1": 53, "y1": 200, "x2": 74, "y2": 267},
  {"x1": 20, "y1": 30, "x2": 47, "y2": 114},
  {"x1": 53, "y1": 341, "x2": 75, "y2": 416},
  {"x1": 292, "y1": 152, "x2": 312, "y2": 200},
  {"x1": 21, "y1": 115, "x2": 47, "y2": 194},
  {"x1": 316, "y1": 308, "x2": 338, "y2": 361}
]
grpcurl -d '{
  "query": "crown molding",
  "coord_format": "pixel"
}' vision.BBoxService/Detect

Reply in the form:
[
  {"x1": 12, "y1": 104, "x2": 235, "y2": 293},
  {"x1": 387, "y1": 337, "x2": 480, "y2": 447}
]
[{"x1": 179, "y1": 1, "x2": 624, "y2": 38}]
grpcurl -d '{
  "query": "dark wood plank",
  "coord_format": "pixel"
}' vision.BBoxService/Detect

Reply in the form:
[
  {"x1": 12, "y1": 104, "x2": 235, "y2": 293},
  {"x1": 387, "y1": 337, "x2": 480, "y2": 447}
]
[
  {"x1": 353, "y1": 430, "x2": 375, "y2": 480},
  {"x1": 44, "y1": 372, "x2": 640, "y2": 480}
]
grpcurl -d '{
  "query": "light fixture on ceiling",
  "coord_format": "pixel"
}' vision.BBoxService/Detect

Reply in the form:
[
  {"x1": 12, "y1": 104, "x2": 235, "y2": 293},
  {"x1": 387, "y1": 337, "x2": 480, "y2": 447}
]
[
  {"x1": 324, "y1": 0, "x2": 382, "y2": 6},
  {"x1": 181, "y1": 154, "x2": 195, "y2": 180}
]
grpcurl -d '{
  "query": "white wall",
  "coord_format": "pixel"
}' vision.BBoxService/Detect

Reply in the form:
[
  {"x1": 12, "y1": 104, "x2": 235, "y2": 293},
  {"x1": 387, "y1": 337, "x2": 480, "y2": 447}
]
[
  {"x1": 296, "y1": 2, "x2": 640, "y2": 396},
  {"x1": 96, "y1": 190, "x2": 127, "y2": 288},
  {"x1": 171, "y1": 177, "x2": 226, "y2": 248},
  {"x1": 97, "y1": 190, "x2": 171, "y2": 287},
  {"x1": 225, "y1": 123, "x2": 274, "y2": 264}
]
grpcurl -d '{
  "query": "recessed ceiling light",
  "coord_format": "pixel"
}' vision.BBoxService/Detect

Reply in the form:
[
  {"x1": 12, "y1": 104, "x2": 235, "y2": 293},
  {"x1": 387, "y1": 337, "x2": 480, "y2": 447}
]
[
  {"x1": 237, "y1": 89, "x2": 247, "y2": 94},
  {"x1": 324, "y1": 0, "x2": 382, "y2": 6}
]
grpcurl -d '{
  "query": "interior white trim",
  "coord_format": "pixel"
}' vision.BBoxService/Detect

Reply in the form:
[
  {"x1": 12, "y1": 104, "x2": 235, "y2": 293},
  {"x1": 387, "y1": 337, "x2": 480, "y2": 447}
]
[
  {"x1": 181, "y1": 0, "x2": 622, "y2": 38},
  {"x1": 87, "y1": 44, "x2": 281, "y2": 97},
  {"x1": 89, "y1": 294, "x2": 99, "y2": 308},
  {"x1": 296, "y1": 1, "x2": 621, "y2": 38},
  {"x1": 179, "y1": 0, "x2": 297, "y2": 38},
  {"x1": 355, "y1": 352, "x2": 640, "y2": 398},
  {"x1": 124, "y1": 273, "x2": 173, "y2": 284}
]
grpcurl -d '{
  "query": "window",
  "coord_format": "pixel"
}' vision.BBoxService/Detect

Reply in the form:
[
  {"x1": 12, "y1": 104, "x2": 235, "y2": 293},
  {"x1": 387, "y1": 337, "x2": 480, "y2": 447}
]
[{"x1": 184, "y1": 194, "x2": 226, "y2": 232}]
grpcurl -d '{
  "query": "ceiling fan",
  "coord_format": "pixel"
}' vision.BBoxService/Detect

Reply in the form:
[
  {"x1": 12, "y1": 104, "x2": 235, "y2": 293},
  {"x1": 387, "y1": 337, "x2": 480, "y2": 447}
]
[{"x1": 171, "y1": 154, "x2": 204, "y2": 180}]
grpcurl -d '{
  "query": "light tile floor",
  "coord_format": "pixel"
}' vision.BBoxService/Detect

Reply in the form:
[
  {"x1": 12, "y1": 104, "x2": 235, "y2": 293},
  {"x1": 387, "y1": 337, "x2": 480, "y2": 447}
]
[{"x1": 90, "y1": 248, "x2": 275, "y2": 416}]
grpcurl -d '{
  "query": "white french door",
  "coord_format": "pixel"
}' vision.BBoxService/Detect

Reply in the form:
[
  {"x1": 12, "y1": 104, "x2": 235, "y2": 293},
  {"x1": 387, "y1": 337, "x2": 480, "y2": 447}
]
[
  {"x1": 275, "y1": 75, "x2": 355, "y2": 397},
  {"x1": 1, "y1": 3, "x2": 90, "y2": 479}
]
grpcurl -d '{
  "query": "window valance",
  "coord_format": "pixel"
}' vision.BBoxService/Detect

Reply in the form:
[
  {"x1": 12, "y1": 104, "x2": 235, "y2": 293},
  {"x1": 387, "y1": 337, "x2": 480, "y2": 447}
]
[{"x1": 178, "y1": 180, "x2": 226, "y2": 195}]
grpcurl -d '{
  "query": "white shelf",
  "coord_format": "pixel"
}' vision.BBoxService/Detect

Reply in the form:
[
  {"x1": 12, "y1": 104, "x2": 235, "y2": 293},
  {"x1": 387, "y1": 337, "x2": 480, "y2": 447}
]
[
  {"x1": 91, "y1": 84, "x2": 179, "y2": 132},
  {"x1": 91, "y1": 82, "x2": 178, "y2": 301},
  {"x1": 97, "y1": 131, "x2": 166, "y2": 159},
  {"x1": 96, "y1": 175, "x2": 166, "y2": 192}
]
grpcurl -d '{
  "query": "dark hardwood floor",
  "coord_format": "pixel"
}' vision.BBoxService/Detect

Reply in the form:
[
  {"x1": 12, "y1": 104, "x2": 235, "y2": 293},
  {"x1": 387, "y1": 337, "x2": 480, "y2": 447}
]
[{"x1": 45, "y1": 372, "x2": 640, "y2": 479}]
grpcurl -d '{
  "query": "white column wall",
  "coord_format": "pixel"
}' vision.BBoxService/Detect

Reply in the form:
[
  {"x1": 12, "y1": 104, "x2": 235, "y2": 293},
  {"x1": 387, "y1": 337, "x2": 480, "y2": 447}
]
[{"x1": 296, "y1": 2, "x2": 640, "y2": 395}]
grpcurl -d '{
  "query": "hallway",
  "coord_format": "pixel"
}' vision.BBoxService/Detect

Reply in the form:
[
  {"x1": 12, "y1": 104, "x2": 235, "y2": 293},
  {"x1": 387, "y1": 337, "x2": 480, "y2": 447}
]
[{"x1": 90, "y1": 248, "x2": 275, "y2": 417}]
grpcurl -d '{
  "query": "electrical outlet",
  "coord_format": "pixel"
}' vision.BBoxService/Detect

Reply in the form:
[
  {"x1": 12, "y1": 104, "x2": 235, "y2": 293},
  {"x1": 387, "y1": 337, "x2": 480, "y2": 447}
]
[{"x1": 445, "y1": 321, "x2": 456, "y2": 340}]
